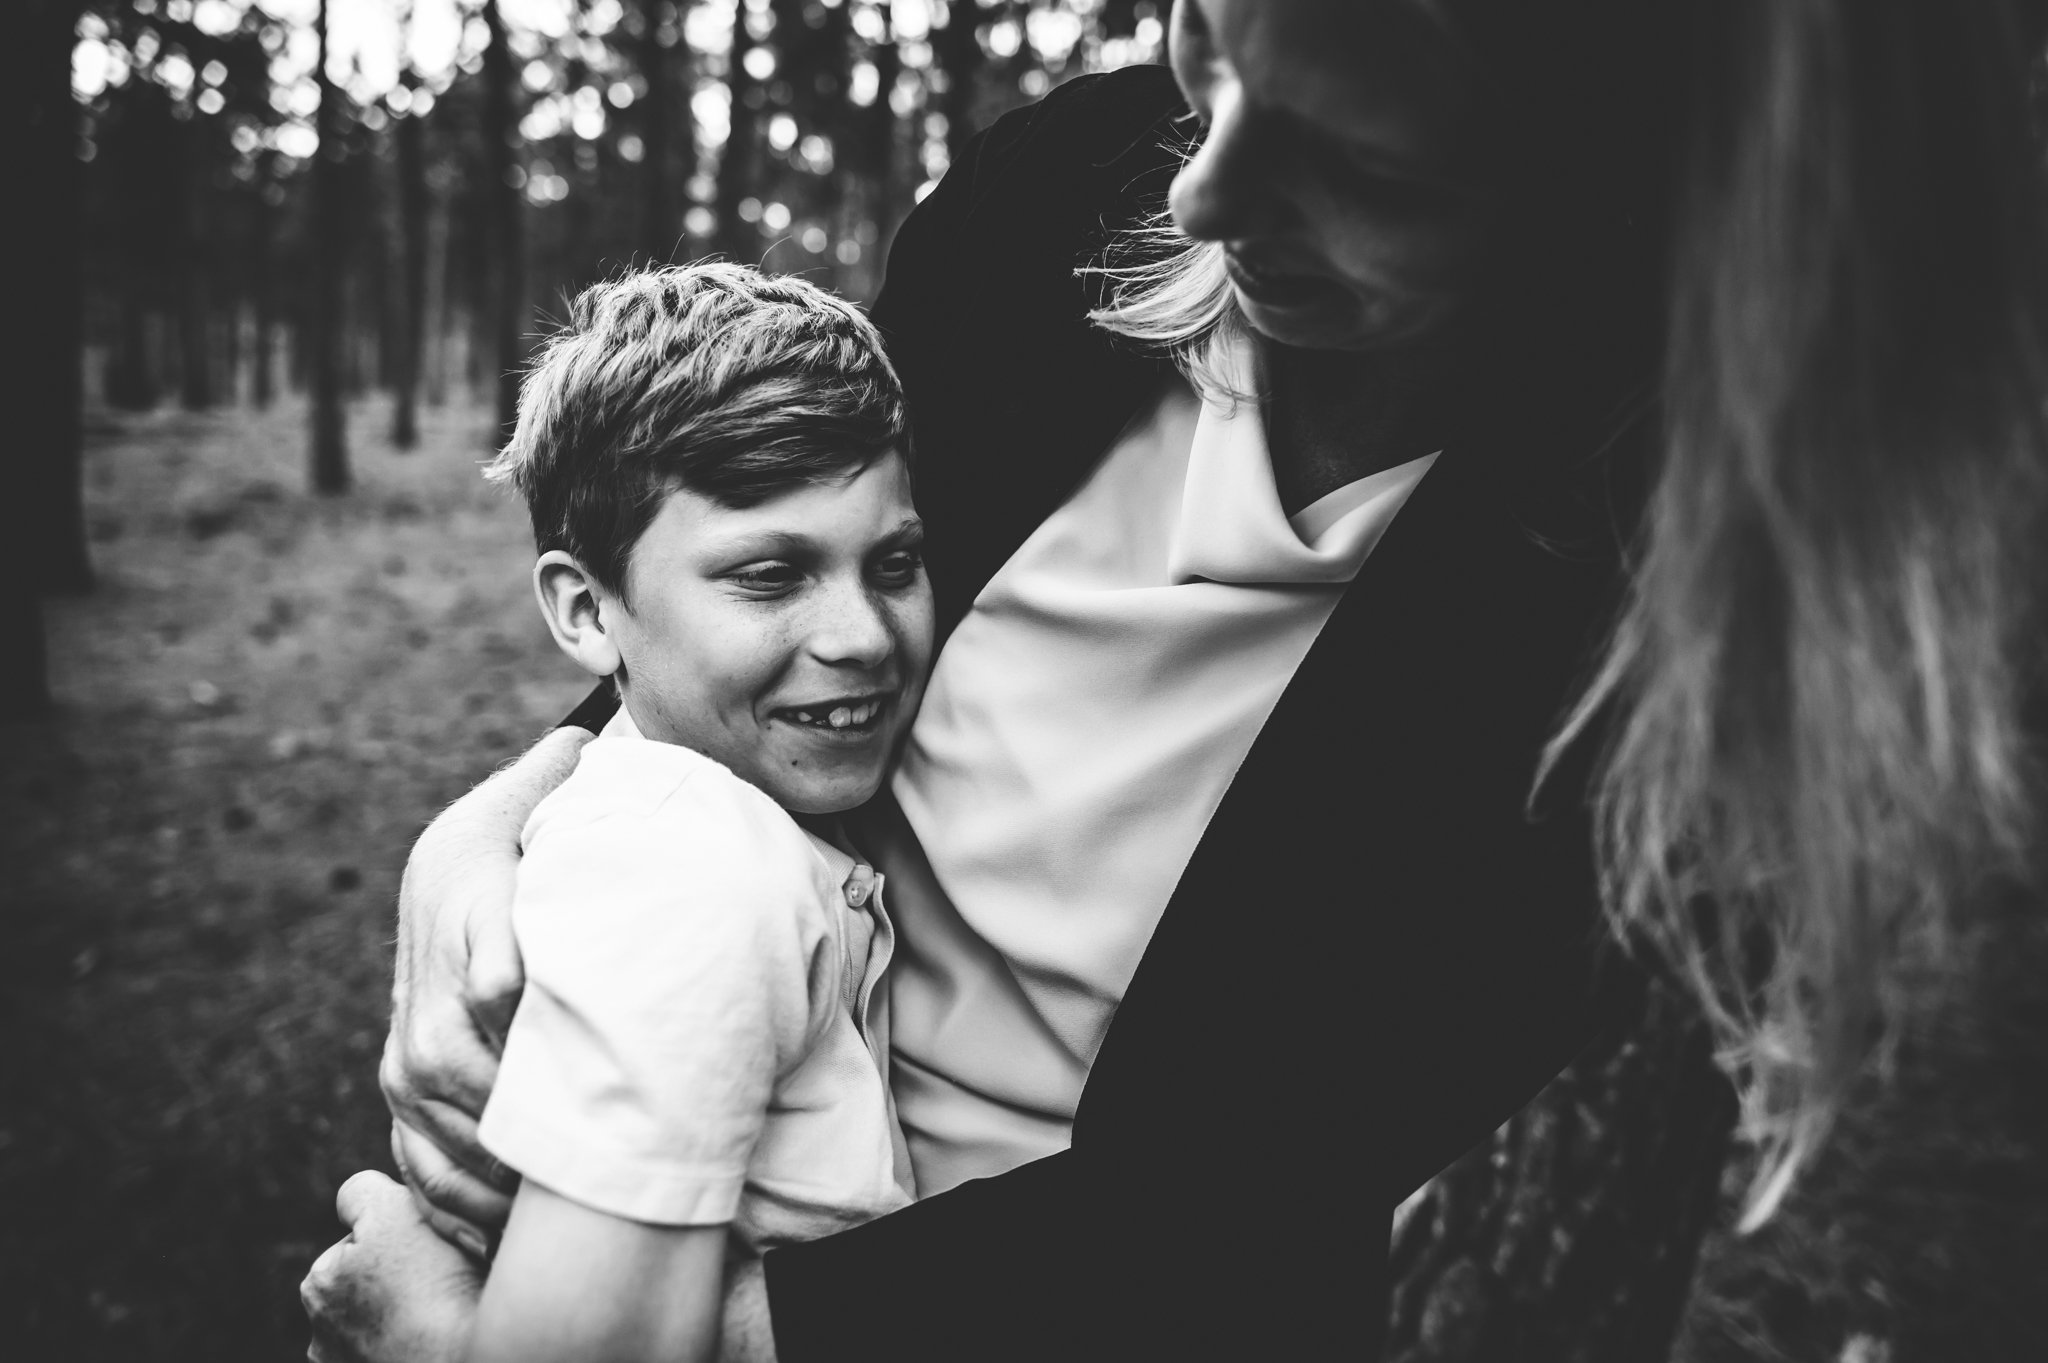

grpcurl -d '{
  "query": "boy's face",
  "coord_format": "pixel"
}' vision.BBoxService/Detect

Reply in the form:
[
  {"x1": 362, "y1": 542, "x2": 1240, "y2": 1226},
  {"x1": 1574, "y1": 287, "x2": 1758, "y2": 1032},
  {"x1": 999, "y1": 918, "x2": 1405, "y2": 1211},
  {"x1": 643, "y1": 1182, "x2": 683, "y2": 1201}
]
[{"x1": 606, "y1": 451, "x2": 933, "y2": 814}]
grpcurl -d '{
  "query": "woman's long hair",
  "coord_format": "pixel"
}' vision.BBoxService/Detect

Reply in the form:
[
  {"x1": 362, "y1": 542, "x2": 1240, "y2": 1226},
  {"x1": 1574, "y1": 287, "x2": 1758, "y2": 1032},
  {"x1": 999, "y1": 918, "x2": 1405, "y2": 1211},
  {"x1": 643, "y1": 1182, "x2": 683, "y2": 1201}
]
[
  {"x1": 1549, "y1": 0, "x2": 2048, "y2": 1227},
  {"x1": 1091, "y1": 0, "x2": 2048, "y2": 1229}
]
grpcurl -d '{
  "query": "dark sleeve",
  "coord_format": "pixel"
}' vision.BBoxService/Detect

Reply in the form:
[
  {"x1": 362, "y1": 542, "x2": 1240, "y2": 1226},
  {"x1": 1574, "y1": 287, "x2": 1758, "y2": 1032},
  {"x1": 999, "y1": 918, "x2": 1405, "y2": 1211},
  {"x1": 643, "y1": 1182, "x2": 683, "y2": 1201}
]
[
  {"x1": 557, "y1": 682, "x2": 618, "y2": 734},
  {"x1": 765, "y1": 908, "x2": 1376, "y2": 1362},
  {"x1": 868, "y1": 65, "x2": 1189, "y2": 633}
]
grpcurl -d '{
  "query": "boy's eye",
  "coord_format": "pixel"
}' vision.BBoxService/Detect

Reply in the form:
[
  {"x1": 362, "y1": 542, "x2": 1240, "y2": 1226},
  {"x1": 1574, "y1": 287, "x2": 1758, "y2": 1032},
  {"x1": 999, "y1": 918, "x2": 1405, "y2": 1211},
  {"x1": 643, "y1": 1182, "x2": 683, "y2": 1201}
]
[
  {"x1": 727, "y1": 563, "x2": 804, "y2": 593},
  {"x1": 872, "y1": 550, "x2": 924, "y2": 586}
]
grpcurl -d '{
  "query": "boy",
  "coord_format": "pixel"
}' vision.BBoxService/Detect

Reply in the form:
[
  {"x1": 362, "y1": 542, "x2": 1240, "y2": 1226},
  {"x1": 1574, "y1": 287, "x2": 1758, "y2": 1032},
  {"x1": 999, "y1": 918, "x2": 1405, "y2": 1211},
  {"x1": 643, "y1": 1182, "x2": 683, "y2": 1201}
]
[{"x1": 468, "y1": 263, "x2": 930, "y2": 1362}]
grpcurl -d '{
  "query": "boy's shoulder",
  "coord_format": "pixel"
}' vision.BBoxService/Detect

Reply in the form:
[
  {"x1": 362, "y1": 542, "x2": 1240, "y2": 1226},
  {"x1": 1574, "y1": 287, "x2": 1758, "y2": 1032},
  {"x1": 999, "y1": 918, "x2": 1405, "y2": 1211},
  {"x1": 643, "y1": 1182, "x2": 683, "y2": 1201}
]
[
  {"x1": 538, "y1": 732, "x2": 722, "y2": 823},
  {"x1": 525, "y1": 733, "x2": 831, "y2": 895}
]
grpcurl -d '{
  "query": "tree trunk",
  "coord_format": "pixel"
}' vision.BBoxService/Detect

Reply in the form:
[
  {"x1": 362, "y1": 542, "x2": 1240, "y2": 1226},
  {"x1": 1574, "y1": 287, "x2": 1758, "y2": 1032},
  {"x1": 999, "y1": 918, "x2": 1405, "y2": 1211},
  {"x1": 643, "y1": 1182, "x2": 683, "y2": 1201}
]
[
  {"x1": 309, "y1": 0, "x2": 351, "y2": 493},
  {"x1": 937, "y1": 0, "x2": 984, "y2": 162},
  {"x1": 7, "y1": 0, "x2": 89, "y2": 710},
  {"x1": 640, "y1": 0, "x2": 677, "y2": 262},
  {"x1": 175, "y1": 115, "x2": 213, "y2": 411},
  {"x1": 2, "y1": 599, "x2": 52, "y2": 714},
  {"x1": 371, "y1": 154, "x2": 400, "y2": 396},
  {"x1": 392, "y1": 100, "x2": 428, "y2": 448},
  {"x1": 223, "y1": 295, "x2": 241, "y2": 403},
  {"x1": 423, "y1": 190, "x2": 450, "y2": 407},
  {"x1": 482, "y1": 0, "x2": 527, "y2": 443},
  {"x1": 714, "y1": 0, "x2": 763, "y2": 265},
  {"x1": 109, "y1": 282, "x2": 155, "y2": 411},
  {"x1": 252, "y1": 178, "x2": 277, "y2": 409},
  {"x1": 460, "y1": 157, "x2": 493, "y2": 403},
  {"x1": 855, "y1": 15, "x2": 903, "y2": 292},
  {"x1": 1385, "y1": 970, "x2": 1735, "y2": 1363},
  {"x1": 20, "y1": 0, "x2": 92, "y2": 597}
]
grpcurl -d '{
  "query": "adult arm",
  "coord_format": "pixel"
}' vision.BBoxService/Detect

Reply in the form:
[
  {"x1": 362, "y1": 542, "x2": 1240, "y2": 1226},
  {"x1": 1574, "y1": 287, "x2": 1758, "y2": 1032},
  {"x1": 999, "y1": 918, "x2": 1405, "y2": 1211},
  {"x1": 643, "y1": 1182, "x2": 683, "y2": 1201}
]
[{"x1": 381, "y1": 725, "x2": 594, "y2": 1254}]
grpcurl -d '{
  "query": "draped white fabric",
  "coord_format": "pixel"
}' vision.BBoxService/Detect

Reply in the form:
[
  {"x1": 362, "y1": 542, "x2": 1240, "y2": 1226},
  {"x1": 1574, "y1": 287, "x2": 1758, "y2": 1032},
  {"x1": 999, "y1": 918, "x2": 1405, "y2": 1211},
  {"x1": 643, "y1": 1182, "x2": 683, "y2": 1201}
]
[{"x1": 881, "y1": 368, "x2": 1438, "y2": 1195}]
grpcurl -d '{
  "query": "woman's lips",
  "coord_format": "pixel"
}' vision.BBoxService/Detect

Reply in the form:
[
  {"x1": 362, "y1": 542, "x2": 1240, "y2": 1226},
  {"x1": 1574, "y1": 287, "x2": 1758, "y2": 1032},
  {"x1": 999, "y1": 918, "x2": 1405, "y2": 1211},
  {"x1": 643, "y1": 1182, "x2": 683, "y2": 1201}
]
[{"x1": 1224, "y1": 250, "x2": 1336, "y2": 310}]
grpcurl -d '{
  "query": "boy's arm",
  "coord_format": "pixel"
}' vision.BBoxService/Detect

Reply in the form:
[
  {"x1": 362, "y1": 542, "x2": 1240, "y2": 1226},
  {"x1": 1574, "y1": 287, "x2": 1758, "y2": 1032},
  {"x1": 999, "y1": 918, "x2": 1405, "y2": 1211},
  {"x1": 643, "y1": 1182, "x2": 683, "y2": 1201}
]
[
  {"x1": 470, "y1": 1182, "x2": 725, "y2": 1363},
  {"x1": 299, "y1": 1172, "x2": 778, "y2": 1363}
]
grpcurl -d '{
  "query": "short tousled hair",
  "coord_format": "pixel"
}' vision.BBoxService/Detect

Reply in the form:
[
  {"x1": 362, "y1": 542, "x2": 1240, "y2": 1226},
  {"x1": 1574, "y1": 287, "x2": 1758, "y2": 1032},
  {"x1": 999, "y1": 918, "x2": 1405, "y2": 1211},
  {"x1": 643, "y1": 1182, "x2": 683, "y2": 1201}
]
[{"x1": 485, "y1": 262, "x2": 908, "y2": 603}]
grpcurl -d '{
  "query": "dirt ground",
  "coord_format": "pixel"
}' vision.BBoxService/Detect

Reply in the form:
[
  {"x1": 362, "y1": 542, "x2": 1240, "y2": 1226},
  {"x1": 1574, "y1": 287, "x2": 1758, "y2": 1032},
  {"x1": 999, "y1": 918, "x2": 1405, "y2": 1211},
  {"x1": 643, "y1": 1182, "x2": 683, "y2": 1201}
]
[
  {"x1": 2, "y1": 396, "x2": 593, "y2": 1358},
  {"x1": 4, "y1": 398, "x2": 2046, "y2": 1360}
]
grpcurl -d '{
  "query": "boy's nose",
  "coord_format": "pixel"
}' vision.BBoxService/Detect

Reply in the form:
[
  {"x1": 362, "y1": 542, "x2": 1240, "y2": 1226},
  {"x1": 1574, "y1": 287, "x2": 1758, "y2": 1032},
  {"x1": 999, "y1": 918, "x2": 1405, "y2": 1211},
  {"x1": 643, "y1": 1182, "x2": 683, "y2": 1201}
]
[{"x1": 806, "y1": 582, "x2": 895, "y2": 670}]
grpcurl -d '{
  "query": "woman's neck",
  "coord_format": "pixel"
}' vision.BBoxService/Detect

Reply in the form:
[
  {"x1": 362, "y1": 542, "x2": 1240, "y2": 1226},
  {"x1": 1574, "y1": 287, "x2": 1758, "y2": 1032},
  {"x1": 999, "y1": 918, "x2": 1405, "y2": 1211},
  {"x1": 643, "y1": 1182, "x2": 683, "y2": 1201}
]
[{"x1": 1256, "y1": 334, "x2": 1457, "y2": 516}]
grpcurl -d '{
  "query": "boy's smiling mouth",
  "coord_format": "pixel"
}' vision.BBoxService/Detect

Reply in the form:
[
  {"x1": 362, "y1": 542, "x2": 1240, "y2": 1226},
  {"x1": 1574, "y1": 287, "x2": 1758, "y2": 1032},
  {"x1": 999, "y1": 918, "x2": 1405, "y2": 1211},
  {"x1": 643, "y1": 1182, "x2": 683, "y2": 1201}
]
[{"x1": 773, "y1": 694, "x2": 891, "y2": 735}]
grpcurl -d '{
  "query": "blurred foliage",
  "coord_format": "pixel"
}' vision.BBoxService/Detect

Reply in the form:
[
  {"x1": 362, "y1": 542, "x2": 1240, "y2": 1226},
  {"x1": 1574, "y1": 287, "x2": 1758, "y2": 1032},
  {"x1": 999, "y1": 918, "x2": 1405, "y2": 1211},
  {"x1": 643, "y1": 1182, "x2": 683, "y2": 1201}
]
[{"x1": 69, "y1": 0, "x2": 1172, "y2": 420}]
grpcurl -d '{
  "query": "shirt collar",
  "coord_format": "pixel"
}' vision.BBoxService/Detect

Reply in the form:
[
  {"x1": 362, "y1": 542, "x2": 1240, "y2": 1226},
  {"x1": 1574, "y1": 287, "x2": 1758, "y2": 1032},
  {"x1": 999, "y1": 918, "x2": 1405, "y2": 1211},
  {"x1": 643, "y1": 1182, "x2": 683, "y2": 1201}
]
[
  {"x1": 599, "y1": 702, "x2": 641, "y2": 740},
  {"x1": 1166, "y1": 369, "x2": 1439, "y2": 587}
]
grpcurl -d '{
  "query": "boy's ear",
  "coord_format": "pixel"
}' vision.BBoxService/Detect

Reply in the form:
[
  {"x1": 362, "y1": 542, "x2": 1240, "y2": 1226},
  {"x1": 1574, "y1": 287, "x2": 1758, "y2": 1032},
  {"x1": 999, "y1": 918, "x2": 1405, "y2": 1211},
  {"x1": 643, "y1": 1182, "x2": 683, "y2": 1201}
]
[{"x1": 534, "y1": 551, "x2": 623, "y2": 679}]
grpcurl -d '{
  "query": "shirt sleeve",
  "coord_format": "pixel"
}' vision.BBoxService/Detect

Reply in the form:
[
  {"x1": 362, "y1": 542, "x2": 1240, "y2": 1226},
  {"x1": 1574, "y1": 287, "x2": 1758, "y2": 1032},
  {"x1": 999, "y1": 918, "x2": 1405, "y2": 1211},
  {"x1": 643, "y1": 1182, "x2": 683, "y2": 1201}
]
[{"x1": 478, "y1": 763, "x2": 834, "y2": 1227}]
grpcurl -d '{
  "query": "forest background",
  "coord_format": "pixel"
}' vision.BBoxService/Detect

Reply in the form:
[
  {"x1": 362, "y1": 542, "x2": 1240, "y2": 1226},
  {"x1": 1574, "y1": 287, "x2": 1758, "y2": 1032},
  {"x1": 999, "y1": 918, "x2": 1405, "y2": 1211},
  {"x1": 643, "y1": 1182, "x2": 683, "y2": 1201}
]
[{"x1": 7, "y1": 2, "x2": 2048, "y2": 1361}]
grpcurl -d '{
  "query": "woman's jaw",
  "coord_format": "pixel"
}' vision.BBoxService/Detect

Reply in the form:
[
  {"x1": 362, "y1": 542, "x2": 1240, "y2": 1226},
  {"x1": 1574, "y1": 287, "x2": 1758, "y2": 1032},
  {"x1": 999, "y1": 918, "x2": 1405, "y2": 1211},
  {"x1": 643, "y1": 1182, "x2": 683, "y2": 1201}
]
[
  {"x1": 1221, "y1": 244, "x2": 1470, "y2": 353},
  {"x1": 1167, "y1": 0, "x2": 1491, "y2": 354}
]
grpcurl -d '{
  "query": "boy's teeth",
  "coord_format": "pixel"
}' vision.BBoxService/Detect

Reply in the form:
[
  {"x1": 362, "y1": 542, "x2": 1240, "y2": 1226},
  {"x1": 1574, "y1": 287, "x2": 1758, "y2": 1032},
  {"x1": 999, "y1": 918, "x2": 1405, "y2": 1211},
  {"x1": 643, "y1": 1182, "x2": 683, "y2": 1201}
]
[{"x1": 786, "y1": 700, "x2": 883, "y2": 729}]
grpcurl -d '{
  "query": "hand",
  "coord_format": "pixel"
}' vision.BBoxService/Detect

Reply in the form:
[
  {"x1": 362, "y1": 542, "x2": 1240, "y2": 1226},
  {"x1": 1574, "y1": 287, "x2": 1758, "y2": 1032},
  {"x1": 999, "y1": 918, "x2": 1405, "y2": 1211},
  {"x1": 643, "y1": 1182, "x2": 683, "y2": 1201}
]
[
  {"x1": 719, "y1": 1254, "x2": 780, "y2": 1363},
  {"x1": 302, "y1": 1171, "x2": 484, "y2": 1363},
  {"x1": 381, "y1": 728, "x2": 591, "y2": 1254}
]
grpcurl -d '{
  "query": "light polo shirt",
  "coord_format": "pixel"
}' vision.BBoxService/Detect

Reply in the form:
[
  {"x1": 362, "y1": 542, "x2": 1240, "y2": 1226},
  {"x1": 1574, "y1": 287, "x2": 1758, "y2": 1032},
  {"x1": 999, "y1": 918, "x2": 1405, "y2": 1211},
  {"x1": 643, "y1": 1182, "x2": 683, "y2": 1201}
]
[
  {"x1": 878, "y1": 366, "x2": 1439, "y2": 1196},
  {"x1": 481, "y1": 709, "x2": 913, "y2": 1251}
]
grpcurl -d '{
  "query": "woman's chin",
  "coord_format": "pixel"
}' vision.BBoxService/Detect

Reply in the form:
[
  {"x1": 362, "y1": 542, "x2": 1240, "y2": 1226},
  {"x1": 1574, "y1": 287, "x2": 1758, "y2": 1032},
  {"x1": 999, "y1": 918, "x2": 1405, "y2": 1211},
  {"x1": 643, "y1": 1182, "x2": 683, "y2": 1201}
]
[{"x1": 1235, "y1": 284, "x2": 1457, "y2": 354}]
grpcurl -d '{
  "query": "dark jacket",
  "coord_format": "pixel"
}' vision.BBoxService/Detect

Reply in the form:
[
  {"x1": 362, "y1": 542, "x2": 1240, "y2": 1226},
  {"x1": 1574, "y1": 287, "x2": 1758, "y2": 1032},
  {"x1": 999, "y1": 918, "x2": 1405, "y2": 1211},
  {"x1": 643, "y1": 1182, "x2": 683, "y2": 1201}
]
[{"x1": 571, "y1": 64, "x2": 1638, "y2": 1362}]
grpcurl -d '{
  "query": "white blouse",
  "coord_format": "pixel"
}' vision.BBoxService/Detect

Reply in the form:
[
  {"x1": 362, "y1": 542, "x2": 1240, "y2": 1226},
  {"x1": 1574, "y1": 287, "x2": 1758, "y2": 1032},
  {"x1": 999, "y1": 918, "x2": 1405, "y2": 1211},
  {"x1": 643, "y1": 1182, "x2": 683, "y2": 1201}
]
[{"x1": 877, "y1": 369, "x2": 1438, "y2": 1195}]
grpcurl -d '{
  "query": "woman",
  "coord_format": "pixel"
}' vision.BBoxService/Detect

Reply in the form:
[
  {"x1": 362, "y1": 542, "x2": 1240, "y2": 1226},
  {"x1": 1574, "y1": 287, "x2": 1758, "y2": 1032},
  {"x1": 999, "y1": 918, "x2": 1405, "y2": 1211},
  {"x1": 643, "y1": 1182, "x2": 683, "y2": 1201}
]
[{"x1": 305, "y1": 2, "x2": 2048, "y2": 1358}]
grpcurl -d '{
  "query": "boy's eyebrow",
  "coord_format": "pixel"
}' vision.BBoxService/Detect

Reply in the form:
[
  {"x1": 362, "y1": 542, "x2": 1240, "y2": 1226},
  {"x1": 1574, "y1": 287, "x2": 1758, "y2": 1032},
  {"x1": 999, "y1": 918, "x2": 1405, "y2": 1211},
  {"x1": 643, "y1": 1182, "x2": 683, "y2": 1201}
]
[
  {"x1": 707, "y1": 530, "x2": 811, "y2": 556},
  {"x1": 703, "y1": 517, "x2": 925, "y2": 559},
  {"x1": 879, "y1": 516, "x2": 925, "y2": 541}
]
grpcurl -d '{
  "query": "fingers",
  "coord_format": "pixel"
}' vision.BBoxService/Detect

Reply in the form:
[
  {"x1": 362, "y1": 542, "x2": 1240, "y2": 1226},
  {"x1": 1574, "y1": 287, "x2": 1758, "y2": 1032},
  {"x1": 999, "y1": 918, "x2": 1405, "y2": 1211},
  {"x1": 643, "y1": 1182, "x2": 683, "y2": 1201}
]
[
  {"x1": 408, "y1": 1188, "x2": 495, "y2": 1264},
  {"x1": 389, "y1": 739, "x2": 568, "y2": 1142},
  {"x1": 304, "y1": 1180, "x2": 483, "y2": 1363},
  {"x1": 380, "y1": 1014, "x2": 499, "y2": 1137},
  {"x1": 392, "y1": 1124, "x2": 495, "y2": 1261},
  {"x1": 379, "y1": 1042, "x2": 516, "y2": 1194},
  {"x1": 463, "y1": 897, "x2": 526, "y2": 1049},
  {"x1": 387, "y1": 875, "x2": 522, "y2": 1113},
  {"x1": 477, "y1": 728, "x2": 592, "y2": 834},
  {"x1": 394, "y1": 739, "x2": 553, "y2": 1006},
  {"x1": 335, "y1": 1170, "x2": 406, "y2": 1229},
  {"x1": 392, "y1": 1117, "x2": 515, "y2": 1243},
  {"x1": 302, "y1": 1237, "x2": 366, "y2": 1363}
]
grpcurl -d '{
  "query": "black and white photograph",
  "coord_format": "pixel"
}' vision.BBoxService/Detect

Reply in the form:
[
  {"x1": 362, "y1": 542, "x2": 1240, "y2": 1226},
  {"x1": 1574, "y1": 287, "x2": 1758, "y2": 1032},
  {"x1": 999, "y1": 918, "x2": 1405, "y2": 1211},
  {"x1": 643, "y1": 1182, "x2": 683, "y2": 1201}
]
[{"x1": 8, "y1": 1, "x2": 2048, "y2": 1359}]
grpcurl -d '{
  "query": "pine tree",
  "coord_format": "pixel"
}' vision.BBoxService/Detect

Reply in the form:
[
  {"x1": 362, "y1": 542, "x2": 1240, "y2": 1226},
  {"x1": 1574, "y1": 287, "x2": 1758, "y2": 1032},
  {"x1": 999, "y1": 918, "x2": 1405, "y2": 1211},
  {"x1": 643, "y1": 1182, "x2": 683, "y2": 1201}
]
[
  {"x1": 481, "y1": 0, "x2": 527, "y2": 443},
  {"x1": 639, "y1": 0, "x2": 679, "y2": 262},
  {"x1": 715, "y1": 0, "x2": 765, "y2": 265},
  {"x1": 392, "y1": 89, "x2": 429, "y2": 449},
  {"x1": 309, "y1": 0, "x2": 351, "y2": 493}
]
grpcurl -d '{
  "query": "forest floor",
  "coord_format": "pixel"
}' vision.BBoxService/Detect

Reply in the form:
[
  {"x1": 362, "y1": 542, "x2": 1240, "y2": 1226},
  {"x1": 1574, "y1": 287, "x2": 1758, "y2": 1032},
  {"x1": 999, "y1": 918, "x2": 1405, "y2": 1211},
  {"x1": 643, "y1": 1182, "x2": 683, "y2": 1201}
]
[
  {"x1": 4, "y1": 399, "x2": 2047, "y2": 1361},
  {"x1": 1, "y1": 396, "x2": 593, "y2": 1359}
]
